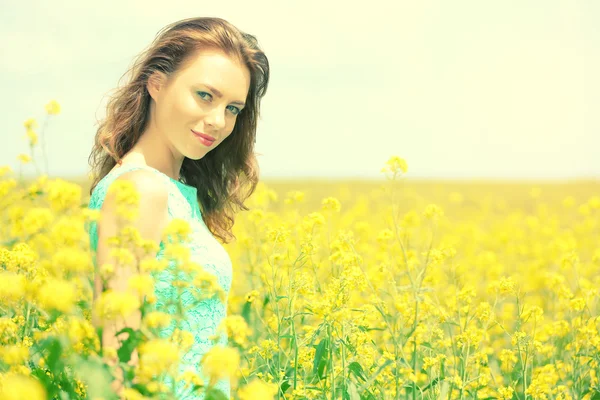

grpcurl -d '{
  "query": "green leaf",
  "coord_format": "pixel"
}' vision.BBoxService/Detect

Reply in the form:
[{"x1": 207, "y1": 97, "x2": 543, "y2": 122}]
[
  {"x1": 280, "y1": 378, "x2": 291, "y2": 394},
  {"x1": 312, "y1": 337, "x2": 329, "y2": 377},
  {"x1": 420, "y1": 377, "x2": 439, "y2": 392},
  {"x1": 241, "y1": 300, "x2": 252, "y2": 324},
  {"x1": 590, "y1": 390, "x2": 600, "y2": 400},
  {"x1": 115, "y1": 327, "x2": 143, "y2": 364},
  {"x1": 131, "y1": 382, "x2": 156, "y2": 396},
  {"x1": 45, "y1": 336, "x2": 64, "y2": 372},
  {"x1": 348, "y1": 361, "x2": 367, "y2": 382},
  {"x1": 342, "y1": 336, "x2": 357, "y2": 355},
  {"x1": 30, "y1": 366, "x2": 58, "y2": 399},
  {"x1": 205, "y1": 387, "x2": 229, "y2": 400}
]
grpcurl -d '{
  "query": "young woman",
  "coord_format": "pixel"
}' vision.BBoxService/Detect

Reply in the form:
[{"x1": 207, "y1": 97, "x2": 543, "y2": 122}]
[{"x1": 87, "y1": 17, "x2": 269, "y2": 399}]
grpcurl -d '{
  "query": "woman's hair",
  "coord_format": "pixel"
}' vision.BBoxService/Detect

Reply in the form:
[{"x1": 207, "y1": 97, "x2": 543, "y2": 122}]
[{"x1": 88, "y1": 17, "x2": 269, "y2": 244}]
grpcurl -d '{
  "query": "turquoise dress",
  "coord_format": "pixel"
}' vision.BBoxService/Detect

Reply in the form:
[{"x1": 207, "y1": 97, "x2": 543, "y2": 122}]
[{"x1": 87, "y1": 163, "x2": 233, "y2": 399}]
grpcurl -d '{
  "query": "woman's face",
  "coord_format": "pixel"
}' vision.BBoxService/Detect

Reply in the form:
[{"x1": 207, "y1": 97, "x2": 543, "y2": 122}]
[{"x1": 147, "y1": 48, "x2": 251, "y2": 161}]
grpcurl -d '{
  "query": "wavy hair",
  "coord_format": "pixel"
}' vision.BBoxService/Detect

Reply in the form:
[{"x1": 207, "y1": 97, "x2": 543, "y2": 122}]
[{"x1": 88, "y1": 17, "x2": 269, "y2": 244}]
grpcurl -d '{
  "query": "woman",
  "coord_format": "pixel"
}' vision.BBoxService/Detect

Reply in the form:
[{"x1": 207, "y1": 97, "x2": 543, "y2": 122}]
[{"x1": 87, "y1": 17, "x2": 269, "y2": 399}]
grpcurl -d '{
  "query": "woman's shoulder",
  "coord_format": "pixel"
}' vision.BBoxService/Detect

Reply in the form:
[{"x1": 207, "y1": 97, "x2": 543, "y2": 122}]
[
  {"x1": 115, "y1": 168, "x2": 170, "y2": 193},
  {"x1": 89, "y1": 164, "x2": 171, "y2": 210}
]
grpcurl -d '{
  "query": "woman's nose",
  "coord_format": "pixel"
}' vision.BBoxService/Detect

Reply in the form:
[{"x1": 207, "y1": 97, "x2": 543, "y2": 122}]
[{"x1": 204, "y1": 106, "x2": 226, "y2": 130}]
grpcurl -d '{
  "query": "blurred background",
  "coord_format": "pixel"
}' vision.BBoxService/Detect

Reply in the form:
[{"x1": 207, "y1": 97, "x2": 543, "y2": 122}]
[{"x1": 1, "y1": 0, "x2": 598, "y2": 181}]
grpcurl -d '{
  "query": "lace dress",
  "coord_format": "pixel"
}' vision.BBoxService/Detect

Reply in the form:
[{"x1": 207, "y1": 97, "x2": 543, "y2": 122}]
[{"x1": 87, "y1": 163, "x2": 233, "y2": 399}]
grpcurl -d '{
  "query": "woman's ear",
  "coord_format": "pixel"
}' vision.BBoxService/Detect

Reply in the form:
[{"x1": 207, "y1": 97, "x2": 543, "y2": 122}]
[{"x1": 147, "y1": 71, "x2": 166, "y2": 101}]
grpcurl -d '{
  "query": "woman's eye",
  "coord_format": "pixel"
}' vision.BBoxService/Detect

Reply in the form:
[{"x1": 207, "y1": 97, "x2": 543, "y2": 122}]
[
  {"x1": 198, "y1": 91, "x2": 241, "y2": 116},
  {"x1": 227, "y1": 106, "x2": 241, "y2": 116},
  {"x1": 197, "y1": 91, "x2": 211, "y2": 101}
]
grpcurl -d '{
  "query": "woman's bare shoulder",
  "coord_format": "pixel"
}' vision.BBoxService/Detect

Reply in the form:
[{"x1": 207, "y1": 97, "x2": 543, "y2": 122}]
[{"x1": 104, "y1": 168, "x2": 170, "y2": 212}]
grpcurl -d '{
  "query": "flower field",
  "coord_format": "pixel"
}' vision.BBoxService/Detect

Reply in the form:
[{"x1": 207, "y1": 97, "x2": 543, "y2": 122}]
[{"x1": 1, "y1": 104, "x2": 600, "y2": 399}]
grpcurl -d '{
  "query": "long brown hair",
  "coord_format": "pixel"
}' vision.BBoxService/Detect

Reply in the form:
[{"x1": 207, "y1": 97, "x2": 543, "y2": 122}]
[{"x1": 88, "y1": 17, "x2": 269, "y2": 244}]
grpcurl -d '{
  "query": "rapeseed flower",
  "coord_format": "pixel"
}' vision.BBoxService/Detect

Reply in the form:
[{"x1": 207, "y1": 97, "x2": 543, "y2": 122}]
[
  {"x1": 26, "y1": 129, "x2": 38, "y2": 146},
  {"x1": 217, "y1": 315, "x2": 252, "y2": 347},
  {"x1": 46, "y1": 178, "x2": 81, "y2": 212},
  {"x1": 321, "y1": 196, "x2": 341, "y2": 212},
  {"x1": 238, "y1": 378, "x2": 278, "y2": 400},
  {"x1": 143, "y1": 312, "x2": 172, "y2": 329},
  {"x1": 381, "y1": 155, "x2": 408, "y2": 175},
  {"x1": 201, "y1": 345, "x2": 240, "y2": 386},
  {"x1": 45, "y1": 100, "x2": 61, "y2": 115},
  {"x1": 93, "y1": 289, "x2": 141, "y2": 324},
  {"x1": 138, "y1": 338, "x2": 180, "y2": 376},
  {"x1": 37, "y1": 277, "x2": 77, "y2": 313},
  {"x1": 0, "y1": 374, "x2": 46, "y2": 400},
  {"x1": 17, "y1": 154, "x2": 31, "y2": 163}
]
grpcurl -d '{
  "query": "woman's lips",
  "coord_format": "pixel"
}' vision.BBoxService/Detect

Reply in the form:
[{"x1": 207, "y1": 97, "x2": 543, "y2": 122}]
[
  {"x1": 191, "y1": 130, "x2": 216, "y2": 141},
  {"x1": 192, "y1": 130, "x2": 216, "y2": 146}
]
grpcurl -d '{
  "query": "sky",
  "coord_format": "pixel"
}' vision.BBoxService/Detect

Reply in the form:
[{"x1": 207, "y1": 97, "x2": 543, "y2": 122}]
[{"x1": 1, "y1": 0, "x2": 598, "y2": 180}]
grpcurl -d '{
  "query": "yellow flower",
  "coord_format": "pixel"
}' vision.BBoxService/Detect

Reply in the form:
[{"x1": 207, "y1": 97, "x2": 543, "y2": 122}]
[
  {"x1": 127, "y1": 273, "x2": 154, "y2": 298},
  {"x1": 0, "y1": 374, "x2": 46, "y2": 400},
  {"x1": 423, "y1": 204, "x2": 444, "y2": 220},
  {"x1": 569, "y1": 297, "x2": 586, "y2": 312},
  {"x1": 178, "y1": 370, "x2": 205, "y2": 390},
  {"x1": 321, "y1": 197, "x2": 341, "y2": 212},
  {"x1": 497, "y1": 386, "x2": 514, "y2": 400},
  {"x1": 25, "y1": 129, "x2": 38, "y2": 146},
  {"x1": 422, "y1": 356, "x2": 438, "y2": 369},
  {"x1": 22, "y1": 208, "x2": 54, "y2": 236},
  {"x1": 0, "y1": 318, "x2": 20, "y2": 340},
  {"x1": 0, "y1": 165, "x2": 12, "y2": 177},
  {"x1": 93, "y1": 289, "x2": 141, "y2": 324},
  {"x1": 499, "y1": 349, "x2": 518, "y2": 372},
  {"x1": 0, "y1": 345, "x2": 29, "y2": 365},
  {"x1": 162, "y1": 218, "x2": 192, "y2": 239},
  {"x1": 284, "y1": 190, "x2": 305, "y2": 205},
  {"x1": 110, "y1": 248, "x2": 136, "y2": 267},
  {"x1": 238, "y1": 378, "x2": 278, "y2": 400},
  {"x1": 498, "y1": 276, "x2": 516, "y2": 295},
  {"x1": 139, "y1": 258, "x2": 168, "y2": 273},
  {"x1": 45, "y1": 100, "x2": 61, "y2": 115},
  {"x1": 121, "y1": 388, "x2": 147, "y2": 400},
  {"x1": 0, "y1": 272, "x2": 26, "y2": 303},
  {"x1": 171, "y1": 329, "x2": 195, "y2": 352},
  {"x1": 108, "y1": 180, "x2": 141, "y2": 221},
  {"x1": 245, "y1": 289, "x2": 260, "y2": 303},
  {"x1": 163, "y1": 243, "x2": 191, "y2": 264},
  {"x1": 23, "y1": 118, "x2": 38, "y2": 130},
  {"x1": 217, "y1": 315, "x2": 252, "y2": 347},
  {"x1": 192, "y1": 269, "x2": 226, "y2": 303},
  {"x1": 376, "y1": 228, "x2": 394, "y2": 244},
  {"x1": 50, "y1": 247, "x2": 91, "y2": 274},
  {"x1": 201, "y1": 345, "x2": 240, "y2": 386},
  {"x1": 381, "y1": 155, "x2": 408, "y2": 175},
  {"x1": 17, "y1": 154, "x2": 31, "y2": 164},
  {"x1": 401, "y1": 210, "x2": 421, "y2": 228},
  {"x1": 37, "y1": 278, "x2": 77, "y2": 313},
  {"x1": 46, "y1": 178, "x2": 82, "y2": 212},
  {"x1": 138, "y1": 338, "x2": 180, "y2": 374},
  {"x1": 143, "y1": 311, "x2": 172, "y2": 329},
  {"x1": 67, "y1": 317, "x2": 98, "y2": 346}
]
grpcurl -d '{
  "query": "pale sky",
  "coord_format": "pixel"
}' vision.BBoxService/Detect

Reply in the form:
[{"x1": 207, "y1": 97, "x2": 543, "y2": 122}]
[{"x1": 1, "y1": 0, "x2": 598, "y2": 179}]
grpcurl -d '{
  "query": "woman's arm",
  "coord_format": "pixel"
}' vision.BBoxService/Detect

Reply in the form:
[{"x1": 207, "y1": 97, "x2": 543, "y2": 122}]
[{"x1": 93, "y1": 169, "x2": 170, "y2": 396}]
